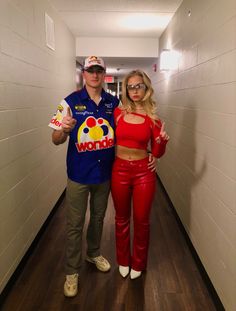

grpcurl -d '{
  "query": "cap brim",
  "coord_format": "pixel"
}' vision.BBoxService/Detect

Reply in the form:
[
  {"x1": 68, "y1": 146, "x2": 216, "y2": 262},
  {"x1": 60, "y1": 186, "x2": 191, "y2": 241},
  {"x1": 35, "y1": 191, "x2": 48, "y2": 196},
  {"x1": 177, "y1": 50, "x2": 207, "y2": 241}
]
[{"x1": 84, "y1": 65, "x2": 105, "y2": 70}]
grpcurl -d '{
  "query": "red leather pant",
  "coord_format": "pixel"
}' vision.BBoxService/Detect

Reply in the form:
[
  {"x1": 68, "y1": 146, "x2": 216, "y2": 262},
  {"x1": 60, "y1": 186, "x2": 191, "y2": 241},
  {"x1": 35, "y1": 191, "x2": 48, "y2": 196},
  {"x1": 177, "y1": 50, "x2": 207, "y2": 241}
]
[{"x1": 111, "y1": 157, "x2": 156, "y2": 271}]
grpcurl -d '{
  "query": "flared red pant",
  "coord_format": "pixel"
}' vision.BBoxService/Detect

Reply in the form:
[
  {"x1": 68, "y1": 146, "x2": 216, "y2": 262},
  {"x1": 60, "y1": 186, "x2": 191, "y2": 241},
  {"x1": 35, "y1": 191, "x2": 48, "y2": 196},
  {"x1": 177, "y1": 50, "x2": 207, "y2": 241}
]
[{"x1": 111, "y1": 157, "x2": 156, "y2": 271}]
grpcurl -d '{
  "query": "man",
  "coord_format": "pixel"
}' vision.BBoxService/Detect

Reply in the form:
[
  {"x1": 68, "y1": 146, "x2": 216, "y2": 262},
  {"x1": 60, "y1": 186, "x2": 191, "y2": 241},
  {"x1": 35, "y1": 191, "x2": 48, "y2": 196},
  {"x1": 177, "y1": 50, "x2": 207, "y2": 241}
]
[{"x1": 48, "y1": 56, "x2": 119, "y2": 297}]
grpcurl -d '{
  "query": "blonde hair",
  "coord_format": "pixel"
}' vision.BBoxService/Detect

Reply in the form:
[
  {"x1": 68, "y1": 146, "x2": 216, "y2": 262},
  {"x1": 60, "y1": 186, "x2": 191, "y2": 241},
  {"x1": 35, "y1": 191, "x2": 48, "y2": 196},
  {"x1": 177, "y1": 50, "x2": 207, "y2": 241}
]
[{"x1": 121, "y1": 70, "x2": 157, "y2": 120}]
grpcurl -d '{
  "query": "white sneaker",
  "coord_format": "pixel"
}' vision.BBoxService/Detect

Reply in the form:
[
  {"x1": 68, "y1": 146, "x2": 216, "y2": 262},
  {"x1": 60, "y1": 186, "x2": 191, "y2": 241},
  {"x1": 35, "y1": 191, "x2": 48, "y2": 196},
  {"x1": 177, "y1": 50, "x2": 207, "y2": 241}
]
[
  {"x1": 86, "y1": 255, "x2": 111, "y2": 272},
  {"x1": 119, "y1": 265, "x2": 129, "y2": 278},
  {"x1": 130, "y1": 269, "x2": 142, "y2": 280},
  {"x1": 64, "y1": 273, "x2": 78, "y2": 297}
]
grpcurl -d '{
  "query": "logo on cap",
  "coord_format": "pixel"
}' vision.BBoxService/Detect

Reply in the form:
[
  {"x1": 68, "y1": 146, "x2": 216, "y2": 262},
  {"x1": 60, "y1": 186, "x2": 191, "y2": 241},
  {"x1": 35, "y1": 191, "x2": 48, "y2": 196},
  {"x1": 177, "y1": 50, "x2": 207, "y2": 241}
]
[{"x1": 84, "y1": 56, "x2": 105, "y2": 70}]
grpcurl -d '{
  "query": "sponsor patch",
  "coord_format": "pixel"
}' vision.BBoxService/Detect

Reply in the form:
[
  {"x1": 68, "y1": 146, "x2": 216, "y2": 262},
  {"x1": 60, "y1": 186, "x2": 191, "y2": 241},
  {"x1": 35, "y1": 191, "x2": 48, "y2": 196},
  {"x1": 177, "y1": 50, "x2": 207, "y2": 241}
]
[
  {"x1": 57, "y1": 104, "x2": 63, "y2": 112},
  {"x1": 105, "y1": 103, "x2": 112, "y2": 108},
  {"x1": 75, "y1": 104, "x2": 86, "y2": 111}
]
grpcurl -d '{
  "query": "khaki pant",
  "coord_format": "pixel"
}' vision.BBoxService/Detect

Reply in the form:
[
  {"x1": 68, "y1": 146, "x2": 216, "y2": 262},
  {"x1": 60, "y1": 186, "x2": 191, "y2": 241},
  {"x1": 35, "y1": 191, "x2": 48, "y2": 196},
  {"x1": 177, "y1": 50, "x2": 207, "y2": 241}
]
[{"x1": 65, "y1": 178, "x2": 110, "y2": 274}]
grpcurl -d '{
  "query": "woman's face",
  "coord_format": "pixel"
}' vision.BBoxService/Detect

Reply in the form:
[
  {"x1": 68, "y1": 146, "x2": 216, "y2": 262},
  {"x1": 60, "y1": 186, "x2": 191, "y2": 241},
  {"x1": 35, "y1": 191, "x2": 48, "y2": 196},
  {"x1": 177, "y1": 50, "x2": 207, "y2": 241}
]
[{"x1": 127, "y1": 75, "x2": 146, "y2": 103}]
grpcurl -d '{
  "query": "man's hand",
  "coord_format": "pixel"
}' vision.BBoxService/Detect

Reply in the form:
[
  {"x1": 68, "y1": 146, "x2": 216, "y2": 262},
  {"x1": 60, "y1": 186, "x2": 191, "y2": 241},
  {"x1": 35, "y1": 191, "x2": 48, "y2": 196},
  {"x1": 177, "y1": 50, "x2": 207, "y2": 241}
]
[
  {"x1": 52, "y1": 107, "x2": 77, "y2": 145},
  {"x1": 62, "y1": 107, "x2": 77, "y2": 133},
  {"x1": 148, "y1": 153, "x2": 157, "y2": 172}
]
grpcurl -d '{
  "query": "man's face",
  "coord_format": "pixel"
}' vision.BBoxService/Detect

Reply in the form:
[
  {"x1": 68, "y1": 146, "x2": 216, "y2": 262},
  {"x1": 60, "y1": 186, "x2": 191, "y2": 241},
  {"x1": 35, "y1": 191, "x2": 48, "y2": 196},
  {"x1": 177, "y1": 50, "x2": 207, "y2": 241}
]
[{"x1": 83, "y1": 66, "x2": 105, "y2": 89}]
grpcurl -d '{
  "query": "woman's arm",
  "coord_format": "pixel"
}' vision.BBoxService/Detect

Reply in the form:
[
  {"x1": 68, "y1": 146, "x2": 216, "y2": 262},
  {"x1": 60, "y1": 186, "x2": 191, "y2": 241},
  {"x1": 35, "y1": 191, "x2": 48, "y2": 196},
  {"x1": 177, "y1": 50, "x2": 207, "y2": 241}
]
[{"x1": 151, "y1": 120, "x2": 169, "y2": 158}]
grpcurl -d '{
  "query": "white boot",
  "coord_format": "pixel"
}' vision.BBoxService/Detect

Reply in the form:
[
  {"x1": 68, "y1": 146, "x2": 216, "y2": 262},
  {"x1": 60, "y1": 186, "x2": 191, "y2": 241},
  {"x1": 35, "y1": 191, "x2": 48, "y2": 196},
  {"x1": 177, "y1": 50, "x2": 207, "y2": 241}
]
[
  {"x1": 130, "y1": 269, "x2": 142, "y2": 279},
  {"x1": 119, "y1": 265, "x2": 129, "y2": 278}
]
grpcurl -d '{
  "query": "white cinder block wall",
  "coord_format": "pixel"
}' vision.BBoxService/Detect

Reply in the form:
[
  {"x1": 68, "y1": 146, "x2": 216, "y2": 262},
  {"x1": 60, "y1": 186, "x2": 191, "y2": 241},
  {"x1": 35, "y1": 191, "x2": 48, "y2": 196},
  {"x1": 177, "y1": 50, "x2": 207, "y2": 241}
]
[
  {"x1": 0, "y1": 0, "x2": 75, "y2": 293},
  {"x1": 147, "y1": 0, "x2": 236, "y2": 310}
]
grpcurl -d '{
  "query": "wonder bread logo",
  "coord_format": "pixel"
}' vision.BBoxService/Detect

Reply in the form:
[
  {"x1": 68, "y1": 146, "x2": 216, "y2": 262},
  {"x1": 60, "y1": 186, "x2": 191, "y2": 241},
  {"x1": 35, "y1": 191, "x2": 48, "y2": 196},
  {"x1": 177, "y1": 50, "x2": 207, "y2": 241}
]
[
  {"x1": 75, "y1": 116, "x2": 114, "y2": 152},
  {"x1": 50, "y1": 104, "x2": 64, "y2": 127}
]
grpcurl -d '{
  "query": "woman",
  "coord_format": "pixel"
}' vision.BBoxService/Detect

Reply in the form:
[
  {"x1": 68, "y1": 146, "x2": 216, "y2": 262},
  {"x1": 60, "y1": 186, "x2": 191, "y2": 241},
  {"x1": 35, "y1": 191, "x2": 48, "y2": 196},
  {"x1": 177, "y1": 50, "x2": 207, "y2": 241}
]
[{"x1": 111, "y1": 70, "x2": 169, "y2": 279}]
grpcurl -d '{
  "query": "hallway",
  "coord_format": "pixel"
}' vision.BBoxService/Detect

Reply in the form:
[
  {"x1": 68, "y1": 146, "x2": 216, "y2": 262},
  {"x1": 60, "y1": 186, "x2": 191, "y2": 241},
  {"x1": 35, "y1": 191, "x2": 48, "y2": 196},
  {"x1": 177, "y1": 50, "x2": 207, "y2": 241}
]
[
  {"x1": 0, "y1": 0, "x2": 235, "y2": 310},
  {"x1": 1, "y1": 178, "x2": 218, "y2": 311}
]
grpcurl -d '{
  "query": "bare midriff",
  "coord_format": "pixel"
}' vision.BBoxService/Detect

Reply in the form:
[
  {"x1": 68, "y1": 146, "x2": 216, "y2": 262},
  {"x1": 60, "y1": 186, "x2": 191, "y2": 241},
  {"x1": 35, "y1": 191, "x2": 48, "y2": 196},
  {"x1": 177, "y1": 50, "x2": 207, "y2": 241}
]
[{"x1": 116, "y1": 145, "x2": 148, "y2": 161}]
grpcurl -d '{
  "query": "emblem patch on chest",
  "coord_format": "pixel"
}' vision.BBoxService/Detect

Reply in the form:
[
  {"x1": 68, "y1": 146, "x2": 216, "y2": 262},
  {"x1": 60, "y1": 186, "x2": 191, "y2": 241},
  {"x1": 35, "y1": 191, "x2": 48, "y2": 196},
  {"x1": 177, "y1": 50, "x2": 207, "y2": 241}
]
[{"x1": 75, "y1": 104, "x2": 86, "y2": 111}]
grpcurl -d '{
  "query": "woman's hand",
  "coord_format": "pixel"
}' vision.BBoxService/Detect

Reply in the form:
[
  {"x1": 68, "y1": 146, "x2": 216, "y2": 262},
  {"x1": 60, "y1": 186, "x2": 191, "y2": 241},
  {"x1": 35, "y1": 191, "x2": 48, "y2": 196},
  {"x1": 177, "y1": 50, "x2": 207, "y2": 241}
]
[
  {"x1": 159, "y1": 122, "x2": 170, "y2": 141},
  {"x1": 148, "y1": 153, "x2": 157, "y2": 172}
]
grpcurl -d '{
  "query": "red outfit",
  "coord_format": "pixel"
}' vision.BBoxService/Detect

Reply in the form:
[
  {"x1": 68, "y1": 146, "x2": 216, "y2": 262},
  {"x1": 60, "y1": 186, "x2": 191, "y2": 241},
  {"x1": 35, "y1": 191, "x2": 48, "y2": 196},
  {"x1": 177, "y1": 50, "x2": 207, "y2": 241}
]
[{"x1": 111, "y1": 108, "x2": 167, "y2": 271}]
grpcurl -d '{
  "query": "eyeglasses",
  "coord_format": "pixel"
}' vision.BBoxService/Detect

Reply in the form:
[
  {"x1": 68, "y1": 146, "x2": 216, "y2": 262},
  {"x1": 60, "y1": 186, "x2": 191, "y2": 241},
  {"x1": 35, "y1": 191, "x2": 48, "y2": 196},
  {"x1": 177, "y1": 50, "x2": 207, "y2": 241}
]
[
  {"x1": 84, "y1": 67, "x2": 105, "y2": 74},
  {"x1": 127, "y1": 83, "x2": 146, "y2": 91}
]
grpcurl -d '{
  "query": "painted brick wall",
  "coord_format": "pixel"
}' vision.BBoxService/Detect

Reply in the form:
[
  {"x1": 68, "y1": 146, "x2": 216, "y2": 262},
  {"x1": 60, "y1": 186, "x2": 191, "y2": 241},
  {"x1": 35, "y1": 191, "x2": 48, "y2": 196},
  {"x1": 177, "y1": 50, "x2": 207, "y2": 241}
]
[
  {"x1": 147, "y1": 1, "x2": 236, "y2": 309},
  {"x1": 0, "y1": 0, "x2": 75, "y2": 293}
]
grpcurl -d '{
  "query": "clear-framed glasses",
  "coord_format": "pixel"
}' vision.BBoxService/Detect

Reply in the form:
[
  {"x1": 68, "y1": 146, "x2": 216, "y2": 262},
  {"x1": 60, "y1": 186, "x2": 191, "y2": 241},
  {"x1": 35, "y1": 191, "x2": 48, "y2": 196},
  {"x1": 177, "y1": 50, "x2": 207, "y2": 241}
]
[{"x1": 127, "y1": 83, "x2": 146, "y2": 91}]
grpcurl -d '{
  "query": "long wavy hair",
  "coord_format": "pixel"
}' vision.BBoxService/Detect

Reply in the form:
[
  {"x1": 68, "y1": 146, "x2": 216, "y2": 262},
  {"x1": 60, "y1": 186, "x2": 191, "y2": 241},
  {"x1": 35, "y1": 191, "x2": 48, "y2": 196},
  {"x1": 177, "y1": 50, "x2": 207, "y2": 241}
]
[{"x1": 121, "y1": 70, "x2": 157, "y2": 120}]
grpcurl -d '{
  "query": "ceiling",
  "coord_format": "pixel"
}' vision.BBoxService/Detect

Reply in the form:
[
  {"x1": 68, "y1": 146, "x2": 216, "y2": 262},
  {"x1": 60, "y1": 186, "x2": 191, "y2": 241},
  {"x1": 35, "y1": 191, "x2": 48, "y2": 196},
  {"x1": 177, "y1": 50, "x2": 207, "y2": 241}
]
[{"x1": 50, "y1": 0, "x2": 183, "y2": 77}]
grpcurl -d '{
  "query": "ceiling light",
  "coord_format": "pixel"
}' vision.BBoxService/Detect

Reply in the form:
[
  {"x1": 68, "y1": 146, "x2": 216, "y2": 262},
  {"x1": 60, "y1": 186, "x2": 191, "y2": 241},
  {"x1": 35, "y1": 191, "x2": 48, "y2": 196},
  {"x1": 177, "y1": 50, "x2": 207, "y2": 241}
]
[{"x1": 120, "y1": 14, "x2": 172, "y2": 30}]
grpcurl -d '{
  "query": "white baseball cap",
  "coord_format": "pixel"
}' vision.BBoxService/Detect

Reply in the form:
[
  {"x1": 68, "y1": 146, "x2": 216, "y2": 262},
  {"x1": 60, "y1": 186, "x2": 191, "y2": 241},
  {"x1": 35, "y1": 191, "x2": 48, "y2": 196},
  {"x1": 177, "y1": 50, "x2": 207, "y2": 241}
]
[{"x1": 83, "y1": 56, "x2": 106, "y2": 71}]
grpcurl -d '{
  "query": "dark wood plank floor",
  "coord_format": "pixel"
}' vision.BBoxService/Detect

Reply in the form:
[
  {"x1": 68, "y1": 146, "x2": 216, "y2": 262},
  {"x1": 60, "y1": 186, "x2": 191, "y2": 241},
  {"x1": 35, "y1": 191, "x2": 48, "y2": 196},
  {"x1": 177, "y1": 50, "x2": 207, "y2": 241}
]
[{"x1": 0, "y1": 178, "x2": 219, "y2": 311}]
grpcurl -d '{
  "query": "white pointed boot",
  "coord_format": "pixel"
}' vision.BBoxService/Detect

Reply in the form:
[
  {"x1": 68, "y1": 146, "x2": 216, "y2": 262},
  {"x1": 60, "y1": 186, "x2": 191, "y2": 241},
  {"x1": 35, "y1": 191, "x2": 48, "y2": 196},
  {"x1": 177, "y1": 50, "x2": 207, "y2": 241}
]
[
  {"x1": 130, "y1": 269, "x2": 142, "y2": 280},
  {"x1": 119, "y1": 265, "x2": 129, "y2": 278}
]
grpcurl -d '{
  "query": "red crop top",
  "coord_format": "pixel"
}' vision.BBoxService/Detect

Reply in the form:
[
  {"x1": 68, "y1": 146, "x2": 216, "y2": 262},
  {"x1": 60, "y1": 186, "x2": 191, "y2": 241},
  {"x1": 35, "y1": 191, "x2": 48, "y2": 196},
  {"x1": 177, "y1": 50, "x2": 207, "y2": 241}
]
[{"x1": 114, "y1": 107, "x2": 167, "y2": 158}]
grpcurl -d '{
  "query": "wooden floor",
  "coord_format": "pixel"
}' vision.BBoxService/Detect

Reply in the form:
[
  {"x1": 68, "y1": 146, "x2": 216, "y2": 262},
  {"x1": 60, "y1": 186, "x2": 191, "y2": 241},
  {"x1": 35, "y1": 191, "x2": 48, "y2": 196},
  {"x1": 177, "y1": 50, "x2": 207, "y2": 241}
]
[{"x1": 1, "y1": 179, "x2": 219, "y2": 311}]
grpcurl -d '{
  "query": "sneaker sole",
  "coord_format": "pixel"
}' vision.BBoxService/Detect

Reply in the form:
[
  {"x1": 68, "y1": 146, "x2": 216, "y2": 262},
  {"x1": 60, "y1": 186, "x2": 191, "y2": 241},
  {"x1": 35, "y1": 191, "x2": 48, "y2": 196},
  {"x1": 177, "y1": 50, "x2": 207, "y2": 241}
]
[
  {"x1": 64, "y1": 291, "x2": 78, "y2": 298},
  {"x1": 64, "y1": 287, "x2": 78, "y2": 298}
]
